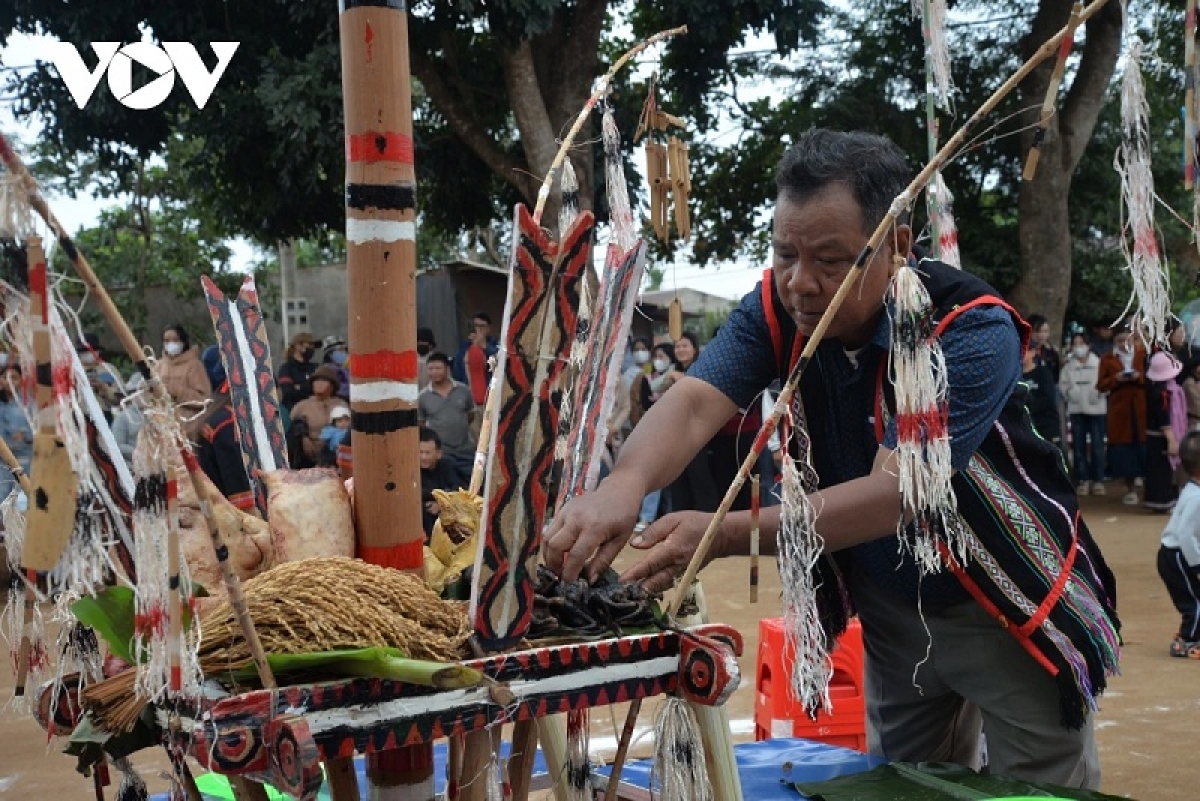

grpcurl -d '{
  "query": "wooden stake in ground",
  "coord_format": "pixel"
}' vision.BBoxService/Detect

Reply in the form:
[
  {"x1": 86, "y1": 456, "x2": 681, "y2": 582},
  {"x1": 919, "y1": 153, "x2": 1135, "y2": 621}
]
[{"x1": 338, "y1": 1, "x2": 430, "y2": 799}]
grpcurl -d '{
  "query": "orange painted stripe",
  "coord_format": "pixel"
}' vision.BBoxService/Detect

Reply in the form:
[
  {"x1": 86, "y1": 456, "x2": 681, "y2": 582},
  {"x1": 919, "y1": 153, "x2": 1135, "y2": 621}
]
[
  {"x1": 347, "y1": 131, "x2": 415, "y2": 165},
  {"x1": 359, "y1": 540, "x2": 425, "y2": 571},
  {"x1": 352, "y1": 349, "x2": 418, "y2": 381}
]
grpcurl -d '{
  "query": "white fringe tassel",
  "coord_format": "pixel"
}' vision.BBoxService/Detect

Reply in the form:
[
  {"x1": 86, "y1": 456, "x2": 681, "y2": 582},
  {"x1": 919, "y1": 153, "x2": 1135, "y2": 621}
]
[
  {"x1": 565, "y1": 710, "x2": 591, "y2": 801},
  {"x1": 604, "y1": 104, "x2": 638, "y2": 252},
  {"x1": 1116, "y1": 41, "x2": 1171, "y2": 350},
  {"x1": 131, "y1": 419, "x2": 201, "y2": 702},
  {"x1": 889, "y1": 262, "x2": 962, "y2": 571},
  {"x1": 650, "y1": 696, "x2": 712, "y2": 801},
  {"x1": 929, "y1": 174, "x2": 961, "y2": 269},
  {"x1": 913, "y1": 0, "x2": 954, "y2": 109},
  {"x1": 777, "y1": 418, "x2": 832, "y2": 717}
]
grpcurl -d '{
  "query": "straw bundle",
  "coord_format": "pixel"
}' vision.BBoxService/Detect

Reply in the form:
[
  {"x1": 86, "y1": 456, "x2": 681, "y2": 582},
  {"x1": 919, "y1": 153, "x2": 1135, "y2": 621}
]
[
  {"x1": 197, "y1": 556, "x2": 471, "y2": 668},
  {"x1": 83, "y1": 557, "x2": 472, "y2": 733}
]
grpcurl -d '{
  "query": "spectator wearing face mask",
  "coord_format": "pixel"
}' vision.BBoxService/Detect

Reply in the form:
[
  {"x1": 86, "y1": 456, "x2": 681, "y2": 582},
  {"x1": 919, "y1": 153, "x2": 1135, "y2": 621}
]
[
  {"x1": 322, "y1": 335, "x2": 351, "y2": 401},
  {"x1": 154, "y1": 324, "x2": 212, "y2": 437},
  {"x1": 277, "y1": 332, "x2": 319, "y2": 411}
]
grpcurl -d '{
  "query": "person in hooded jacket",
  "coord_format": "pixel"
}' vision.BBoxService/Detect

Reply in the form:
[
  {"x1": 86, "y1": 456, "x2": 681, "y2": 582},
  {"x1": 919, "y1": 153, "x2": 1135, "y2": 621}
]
[{"x1": 1060, "y1": 334, "x2": 1107, "y2": 495}]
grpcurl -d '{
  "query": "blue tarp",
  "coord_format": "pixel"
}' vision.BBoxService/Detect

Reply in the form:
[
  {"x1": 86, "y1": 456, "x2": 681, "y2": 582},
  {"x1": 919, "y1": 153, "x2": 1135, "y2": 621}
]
[{"x1": 155, "y1": 738, "x2": 881, "y2": 800}]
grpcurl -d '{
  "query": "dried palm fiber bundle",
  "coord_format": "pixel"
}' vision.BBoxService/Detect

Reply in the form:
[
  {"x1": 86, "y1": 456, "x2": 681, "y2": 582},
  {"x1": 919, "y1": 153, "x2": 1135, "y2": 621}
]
[
  {"x1": 83, "y1": 556, "x2": 472, "y2": 733},
  {"x1": 197, "y1": 556, "x2": 472, "y2": 668}
]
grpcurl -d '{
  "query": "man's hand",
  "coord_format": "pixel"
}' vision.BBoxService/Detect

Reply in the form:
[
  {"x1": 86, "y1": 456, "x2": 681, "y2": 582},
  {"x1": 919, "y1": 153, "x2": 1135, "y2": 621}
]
[
  {"x1": 424, "y1": 500, "x2": 440, "y2": 516},
  {"x1": 619, "y1": 511, "x2": 719, "y2": 593},
  {"x1": 543, "y1": 481, "x2": 641, "y2": 583}
]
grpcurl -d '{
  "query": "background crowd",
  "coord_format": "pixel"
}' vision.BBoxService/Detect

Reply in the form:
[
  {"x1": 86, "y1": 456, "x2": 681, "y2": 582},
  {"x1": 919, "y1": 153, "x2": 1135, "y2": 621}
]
[{"x1": 1, "y1": 306, "x2": 1198, "y2": 545}]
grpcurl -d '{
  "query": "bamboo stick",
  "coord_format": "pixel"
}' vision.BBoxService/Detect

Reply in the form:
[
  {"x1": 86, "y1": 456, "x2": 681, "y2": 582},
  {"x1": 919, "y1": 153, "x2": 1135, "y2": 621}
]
[
  {"x1": 1187, "y1": 0, "x2": 1198, "y2": 189},
  {"x1": 749, "y1": 475, "x2": 760, "y2": 604},
  {"x1": 1022, "y1": 2, "x2": 1083, "y2": 181}
]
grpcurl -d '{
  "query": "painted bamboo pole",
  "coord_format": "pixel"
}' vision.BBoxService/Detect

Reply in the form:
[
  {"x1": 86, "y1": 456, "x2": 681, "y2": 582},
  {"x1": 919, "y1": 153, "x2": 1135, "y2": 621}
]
[
  {"x1": 337, "y1": 1, "x2": 431, "y2": 799},
  {"x1": 921, "y1": 0, "x2": 942, "y2": 259}
]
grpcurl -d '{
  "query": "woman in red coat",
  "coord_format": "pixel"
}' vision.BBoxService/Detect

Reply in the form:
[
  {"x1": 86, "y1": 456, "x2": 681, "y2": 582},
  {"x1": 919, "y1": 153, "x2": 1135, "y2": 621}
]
[{"x1": 1097, "y1": 324, "x2": 1148, "y2": 505}]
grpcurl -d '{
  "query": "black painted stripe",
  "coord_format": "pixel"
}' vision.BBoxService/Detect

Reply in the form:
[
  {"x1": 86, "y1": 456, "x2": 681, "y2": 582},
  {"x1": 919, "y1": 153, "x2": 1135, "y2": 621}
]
[
  {"x1": 346, "y1": 183, "x2": 415, "y2": 212},
  {"x1": 340, "y1": 0, "x2": 406, "y2": 10},
  {"x1": 57, "y1": 233, "x2": 79, "y2": 263},
  {"x1": 35, "y1": 362, "x2": 51, "y2": 388},
  {"x1": 352, "y1": 408, "x2": 419, "y2": 434}
]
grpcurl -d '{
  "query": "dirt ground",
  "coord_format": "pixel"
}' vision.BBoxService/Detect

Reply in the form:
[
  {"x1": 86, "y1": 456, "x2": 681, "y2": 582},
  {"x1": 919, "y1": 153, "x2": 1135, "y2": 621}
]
[{"x1": 0, "y1": 488, "x2": 1191, "y2": 799}]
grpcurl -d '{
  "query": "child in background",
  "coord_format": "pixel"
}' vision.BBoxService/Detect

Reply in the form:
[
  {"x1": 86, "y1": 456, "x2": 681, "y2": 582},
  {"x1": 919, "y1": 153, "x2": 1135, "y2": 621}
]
[
  {"x1": 320, "y1": 406, "x2": 352, "y2": 464},
  {"x1": 1159, "y1": 431, "x2": 1200, "y2": 658}
]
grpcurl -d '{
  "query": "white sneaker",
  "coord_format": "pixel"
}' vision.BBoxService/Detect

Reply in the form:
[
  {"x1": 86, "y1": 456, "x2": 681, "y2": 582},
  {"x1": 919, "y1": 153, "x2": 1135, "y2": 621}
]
[
  {"x1": 1077, "y1": 481, "x2": 1090, "y2": 495},
  {"x1": 1122, "y1": 491, "x2": 1139, "y2": 505},
  {"x1": 1091, "y1": 482, "x2": 1106, "y2": 496}
]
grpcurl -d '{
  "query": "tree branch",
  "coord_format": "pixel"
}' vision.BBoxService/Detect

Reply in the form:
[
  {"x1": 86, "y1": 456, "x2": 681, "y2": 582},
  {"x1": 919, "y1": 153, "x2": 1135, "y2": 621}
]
[
  {"x1": 502, "y1": 39, "x2": 560, "y2": 184},
  {"x1": 410, "y1": 46, "x2": 535, "y2": 201}
]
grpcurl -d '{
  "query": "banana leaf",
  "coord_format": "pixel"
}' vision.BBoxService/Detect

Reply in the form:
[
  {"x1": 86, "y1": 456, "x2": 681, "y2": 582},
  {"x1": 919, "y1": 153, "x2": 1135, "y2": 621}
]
[
  {"x1": 70, "y1": 584, "x2": 207, "y2": 664},
  {"x1": 226, "y1": 647, "x2": 484, "y2": 689}
]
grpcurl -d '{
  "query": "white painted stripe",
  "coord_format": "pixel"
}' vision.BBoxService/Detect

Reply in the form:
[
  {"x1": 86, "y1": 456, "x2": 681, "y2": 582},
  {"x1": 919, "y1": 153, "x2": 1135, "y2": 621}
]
[
  {"x1": 351, "y1": 380, "x2": 419, "y2": 404},
  {"x1": 346, "y1": 218, "x2": 416, "y2": 244},
  {"x1": 164, "y1": 655, "x2": 683, "y2": 737},
  {"x1": 229, "y1": 301, "x2": 278, "y2": 474}
]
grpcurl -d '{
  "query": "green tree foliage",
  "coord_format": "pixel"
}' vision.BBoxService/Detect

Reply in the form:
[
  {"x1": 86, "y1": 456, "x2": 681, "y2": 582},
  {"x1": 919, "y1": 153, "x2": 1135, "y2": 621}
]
[
  {"x1": 47, "y1": 160, "x2": 238, "y2": 340},
  {"x1": 2, "y1": 0, "x2": 818, "y2": 246}
]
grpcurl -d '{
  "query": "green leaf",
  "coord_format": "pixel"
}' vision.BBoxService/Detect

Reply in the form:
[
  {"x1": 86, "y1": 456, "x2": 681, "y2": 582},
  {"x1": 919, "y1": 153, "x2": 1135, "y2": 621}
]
[
  {"x1": 228, "y1": 648, "x2": 483, "y2": 689},
  {"x1": 70, "y1": 585, "x2": 206, "y2": 665},
  {"x1": 70, "y1": 587, "x2": 137, "y2": 664}
]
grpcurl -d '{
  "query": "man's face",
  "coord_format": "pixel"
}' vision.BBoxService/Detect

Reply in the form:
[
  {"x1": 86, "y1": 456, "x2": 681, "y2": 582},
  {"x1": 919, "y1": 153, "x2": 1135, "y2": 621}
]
[
  {"x1": 472, "y1": 318, "x2": 490, "y2": 340},
  {"x1": 419, "y1": 440, "x2": 441, "y2": 470},
  {"x1": 427, "y1": 360, "x2": 448, "y2": 384},
  {"x1": 771, "y1": 184, "x2": 909, "y2": 348}
]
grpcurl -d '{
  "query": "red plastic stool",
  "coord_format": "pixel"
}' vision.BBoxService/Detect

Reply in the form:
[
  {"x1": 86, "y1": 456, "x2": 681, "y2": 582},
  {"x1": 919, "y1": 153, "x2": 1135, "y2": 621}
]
[{"x1": 754, "y1": 617, "x2": 867, "y2": 752}]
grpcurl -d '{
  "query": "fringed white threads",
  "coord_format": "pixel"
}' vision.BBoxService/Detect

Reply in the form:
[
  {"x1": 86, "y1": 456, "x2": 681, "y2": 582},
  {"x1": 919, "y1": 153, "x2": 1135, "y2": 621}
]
[
  {"x1": 777, "y1": 446, "x2": 832, "y2": 717},
  {"x1": 564, "y1": 709, "x2": 591, "y2": 801},
  {"x1": 0, "y1": 167, "x2": 36, "y2": 240},
  {"x1": 650, "y1": 696, "x2": 712, "y2": 801},
  {"x1": 486, "y1": 751, "x2": 505, "y2": 801},
  {"x1": 131, "y1": 420, "x2": 200, "y2": 702},
  {"x1": 558, "y1": 160, "x2": 580, "y2": 240},
  {"x1": 1117, "y1": 41, "x2": 1171, "y2": 350},
  {"x1": 929, "y1": 174, "x2": 961, "y2": 269},
  {"x1": 889, "y1": 260, "x2": 962, "y2": 571},
  {"x1": 914, "y1": 0, "x2": 954, "y2": 109},
  {"x1": 114, "y1": 757, "x2": 149, "y2": 801},
  {"x1": 604, "y1": 104, "x2": 638, "y2": 252}
]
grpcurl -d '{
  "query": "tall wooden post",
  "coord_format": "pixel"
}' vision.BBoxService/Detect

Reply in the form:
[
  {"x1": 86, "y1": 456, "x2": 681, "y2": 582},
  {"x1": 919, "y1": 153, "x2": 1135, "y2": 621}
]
[{"x1": 338, "y1": 1, "x2": 431, "y2": 799}]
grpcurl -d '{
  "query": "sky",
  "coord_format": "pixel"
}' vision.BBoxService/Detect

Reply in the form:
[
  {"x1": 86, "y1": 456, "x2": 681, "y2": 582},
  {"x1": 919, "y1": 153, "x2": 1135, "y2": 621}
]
[{"x1": 0, "y1": 31, "x2": 766, "y2": 303}]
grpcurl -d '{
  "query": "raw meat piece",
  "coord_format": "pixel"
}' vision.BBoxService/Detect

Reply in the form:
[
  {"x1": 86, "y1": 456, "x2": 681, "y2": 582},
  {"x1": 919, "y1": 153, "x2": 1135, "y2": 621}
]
[{"x1": 264, "y1": 468, "x2": 355, "y2": 563}]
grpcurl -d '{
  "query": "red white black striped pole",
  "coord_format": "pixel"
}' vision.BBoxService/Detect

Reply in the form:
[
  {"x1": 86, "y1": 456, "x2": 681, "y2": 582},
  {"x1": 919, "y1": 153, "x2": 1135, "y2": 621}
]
[{"x1": 338, "y1": 1, "x2": 432, "y2": 799}]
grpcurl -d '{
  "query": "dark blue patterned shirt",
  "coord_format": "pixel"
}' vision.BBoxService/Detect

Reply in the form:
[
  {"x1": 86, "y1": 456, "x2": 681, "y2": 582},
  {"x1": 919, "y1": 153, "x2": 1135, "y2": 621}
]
[{"x1": 690, "y1": 280, "x2": 1022, "y2": 603}]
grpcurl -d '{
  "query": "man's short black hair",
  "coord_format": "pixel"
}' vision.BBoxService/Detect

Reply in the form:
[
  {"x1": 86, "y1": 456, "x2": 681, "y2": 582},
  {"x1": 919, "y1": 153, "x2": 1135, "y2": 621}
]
[
  {"x1": 775, "y1": 129, "x2": 912, "y2": 233},
  {"x1": 473, "y1": 312, "x2": 492, "y2": 325},
  {"x1": 1181, "y1": 432, "x2": 1200, "y2": 477},
  {"x1": 420, "y1": 428, "x2": 442, "y2": 448},
  {"x1": 417, "y1": 327, "x2": 436, "y2": 344},
  {"x1": 427, "y1": 352, "x2": 451, "y2": 366}
]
